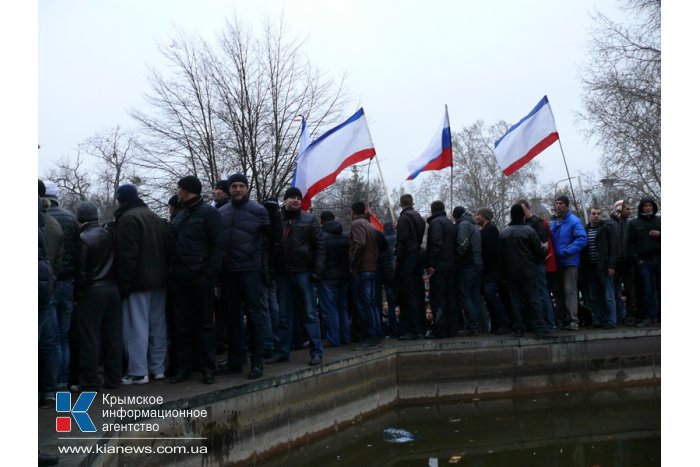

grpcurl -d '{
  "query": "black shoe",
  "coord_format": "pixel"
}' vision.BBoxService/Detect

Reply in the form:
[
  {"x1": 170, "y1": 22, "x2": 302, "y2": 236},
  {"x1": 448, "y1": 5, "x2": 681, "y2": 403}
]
[
  {"x1": 264, "y1": 349, "x2": 274, "y2": 359},
  {"x1": 514, "y1": 329, "x2": 524, "y2": 338},
  {"x1": 308, "y1": 356, "x2": 322, "y2": 366},
  {"x1": 202, "y1": 369, "x2": 215, "y2": 384},
  {"x1": 602, "y1": 323, "x2": 615, "y2": 329},
  {"x1": 352, "y1": 341, "x2": 379, "y2": 350},
  {"x1": 398, "y1": 334, "x2": 414, "y2": 340},
  {"x1": 494, "y1": 326, "x2": 510, "y2": 335},
  {"x1": 535, "y1": 328, "x2": 554, "y2": 339},
  {"x1": 170, "y1": 370, "x2": 190, "y2": 384},
  {"x1": 266, "y1": 354, "x2": 290, "y2": 364},
  {"x1": 248, "y1": 365, "x2": 263, "y2": 380}
]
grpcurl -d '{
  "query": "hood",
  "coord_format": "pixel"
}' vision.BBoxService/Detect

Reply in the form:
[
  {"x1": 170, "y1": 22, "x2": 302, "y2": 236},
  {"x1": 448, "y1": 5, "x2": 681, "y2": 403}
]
[
  {"x1": 637, "y1": 197, "x2": 659, "y2": 218},
  {"x1": 322, "y1": 220, "x2": 343, "y2": 235},
  {"x1": 458, "y1": 212, "x2": 476, "y2": 225}
]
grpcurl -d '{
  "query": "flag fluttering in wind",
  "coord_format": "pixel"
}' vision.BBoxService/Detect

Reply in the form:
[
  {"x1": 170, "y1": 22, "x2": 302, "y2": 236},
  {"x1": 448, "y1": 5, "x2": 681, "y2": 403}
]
[
  {"x1": 493, "y1": 95, "x2": 559, "y2": 176},
  {"x1": 406, "y1": 107, "x2": 452, "y2": 180},
  {"x1": 292, "y1": 108, "x2": 376, "y2": 211}
]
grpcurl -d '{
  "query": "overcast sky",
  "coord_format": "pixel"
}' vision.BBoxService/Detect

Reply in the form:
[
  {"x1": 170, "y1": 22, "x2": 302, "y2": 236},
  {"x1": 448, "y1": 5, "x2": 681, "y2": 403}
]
[{"x1": 37, "y1": 0, "x2": 630, "y2": 194}]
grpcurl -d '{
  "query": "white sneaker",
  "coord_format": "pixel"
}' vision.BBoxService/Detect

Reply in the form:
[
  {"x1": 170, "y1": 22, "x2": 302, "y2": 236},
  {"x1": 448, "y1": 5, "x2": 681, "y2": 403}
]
[
  {"x1": 152, "y1": 373, "x2": 166, "y2": 381},
  {"x1": 121, "y1": 375, "x2": 149, "y2": 385}
]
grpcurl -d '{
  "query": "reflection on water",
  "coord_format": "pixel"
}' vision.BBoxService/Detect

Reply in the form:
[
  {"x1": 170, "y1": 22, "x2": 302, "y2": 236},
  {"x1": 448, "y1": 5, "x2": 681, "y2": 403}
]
[{"x1": 257, "y1": 385, "x2": 660, "y2": 467}]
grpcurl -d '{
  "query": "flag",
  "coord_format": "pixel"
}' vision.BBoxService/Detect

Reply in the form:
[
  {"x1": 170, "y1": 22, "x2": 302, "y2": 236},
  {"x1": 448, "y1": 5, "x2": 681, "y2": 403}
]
[
  {"x1": 493, "y1": 95, "x2": 559, "y2": 176},
  {"x1": 292, "y1": 108, "x2": 376, "y2": 211},
  {"x1": 406, "y1": 107, "x2": 452, "y2": 180},
  {"x1": 366, "y1": 207, "x2": 384, "y2": 232}
]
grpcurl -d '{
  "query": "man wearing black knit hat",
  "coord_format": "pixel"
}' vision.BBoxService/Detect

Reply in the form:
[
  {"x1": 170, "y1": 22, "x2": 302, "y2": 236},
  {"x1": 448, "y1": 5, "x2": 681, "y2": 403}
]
[
  {"x1": 499, "y1": 204, "x2": 552, "y2": 338},
  {"x1": 169, "y1": 176, "x2": 226, "y2": 384},
  {"x1": 266, "y1": 186, "x2": 325, "y2": 366},
  {"x1": 112, "y1": 184, "x2": 170, "y2": 385},
  {"x1": 211, "y1": 179, "x2": 231, "y2": 209},
  {"x1": 218, "y1": 172, "x2": 270, "y2": 379}
]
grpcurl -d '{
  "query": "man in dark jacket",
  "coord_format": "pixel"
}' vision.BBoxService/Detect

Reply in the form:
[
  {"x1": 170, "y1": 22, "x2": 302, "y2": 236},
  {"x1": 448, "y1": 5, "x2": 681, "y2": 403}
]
[
  {"x1": 112, "y1": 184, "x2": 170, "y2": 385},
  {"x1": 519, "y1": 199, "x2": 556, "y2": 329},
  {"x1": 377, "y1": 221, "x2": 398, "y2": 338},
  {"x1": 475, "y1": 207, "x2": 510, "y2": 334},
  {"x1": 628, "y1": 197, "x2": 661, "y2": 326},
  {"x1": 609, "y1": 200, "x2": 637, "y2": 325},
  {"x1": 73, "y1": 201, "x2": 122, "y2": 390},
  {"x1": 395, "y1": 194, "x2": 427, "y2": 340},
  {"x1": 43, "y1": 180, "x2": 80, "y2": 389},
  {"x1": 169, "y1": 176, "x2": 226, "y2": 384},
  {"x1": 581, "y1": 207, "x2": 618, "y2": 328},
  {"x1": 318, "y1": 211, "x2": 351, "y2": 346},
  {"x1": 499, "y1": 204, "x2": 553, "y2": 338},
  {"x1": 38, "y1": 197, "x2": 59, "y2": 409},
  {"x1": 426, "y1": 201, "x2": 458, "y2": 338},
  {"x1": 218, "y1": 173, "x2": 270, "y2": 379},
  {"x1": 267, "y1": 187, "x2": 325, "y2": 366},
  {"x1": 349, "y1": 202, "x2": 382, "y2": 349},
  {"x1": 211, "y1": 179, "x2": 230, "y2": 209},
  {"x1": 453, "y1": 206, "x2": 483, "y2": 335}
]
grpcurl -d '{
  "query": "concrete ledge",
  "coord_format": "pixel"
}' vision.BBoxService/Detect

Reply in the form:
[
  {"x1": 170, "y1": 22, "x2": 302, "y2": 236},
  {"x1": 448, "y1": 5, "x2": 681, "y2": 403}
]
[{"x1": 42, "y1": 329, "x2": 660, "y2": 466}]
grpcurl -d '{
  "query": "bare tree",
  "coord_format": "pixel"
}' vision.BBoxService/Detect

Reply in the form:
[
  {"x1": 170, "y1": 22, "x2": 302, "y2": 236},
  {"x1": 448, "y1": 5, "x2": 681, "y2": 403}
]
[
  {"x1": 44, "y1": 152, "x2": 92, "y2": 213},
  {"x1": 78, "y1": 126, "x2": 140, "y2": 220},
  {"x1": 414, "y1": 120, "x2": 541, "y2": 227},
  {"x1": 579, "y1": 0, "x2": 660, "y2": 203}
]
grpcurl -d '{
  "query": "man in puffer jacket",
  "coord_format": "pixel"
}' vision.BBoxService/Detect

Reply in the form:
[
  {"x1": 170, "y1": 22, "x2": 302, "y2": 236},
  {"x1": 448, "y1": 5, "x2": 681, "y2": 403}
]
[
  {"x1": 453, "y1": 206, "x2": 483, "y2": 335},
  {"x1": 218, "y1": 173, "x2": 270, "y2": 380},
  {"x1": 628, "y1": 197, "x2": 661, "y2": 326},
  {"x1": 426, "y1": 201, "x2": 458, "y2": 338},
  {"x1": 550, "y1": 195, "x2": 587, "y2": 330}
]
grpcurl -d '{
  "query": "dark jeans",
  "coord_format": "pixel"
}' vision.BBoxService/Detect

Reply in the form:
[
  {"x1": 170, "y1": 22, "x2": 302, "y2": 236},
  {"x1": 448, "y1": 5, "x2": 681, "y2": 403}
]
[
  {"x1": 260, "y1": 281, "x2": 278, "y2": 354},
  {"x1": 352, "y1": 272, "x2": 381, "y2": 343},
  {"x1": 583, "y1": 266, "x2": 616, "y2": 326},
  {"x1": 171, "y1": 278, "x2": 217, "y2": 372},
  {"x1": 275, "y1": 273, "x2": 323, "y2": 359},
  {"x1": 638, "y1": 257, "x2": 661, "y2": 321},
  {"x1": 536, "y1": 264, "x2": 556, "y2": 328},
  {"x1": 51, "y1": 280, "x2": 74, "y2": 384},
  {"x1": 222, "y1": 271, "x2": 266, "y2": 367},
  {"x1": 38, "y1": 300, "x2": 59, "y2": 397},
  {"x1": 507, "y1": 277, "x2": 548, "y2": 333},
  {"x1": 483, "y1": 281, "x2": 510, "y2": 331},
  {"x1": 430, "y1": 270, "x2": 459, "y2": 337},
  {"x1": 74, "y1": 285, "x2": 122, "y2": 387},
  {"x1": 396, "y1": 256, "x2": 426, "y2": 336},
  {"x1": 319, "y1": 278, "x2": 350, "y2": 346},
  {"x1": 456, "y1": 264, "x2": 482, "y2": 331},
  {"x1": 616, "y1": 260, "x2": 638, "y2": 322}
]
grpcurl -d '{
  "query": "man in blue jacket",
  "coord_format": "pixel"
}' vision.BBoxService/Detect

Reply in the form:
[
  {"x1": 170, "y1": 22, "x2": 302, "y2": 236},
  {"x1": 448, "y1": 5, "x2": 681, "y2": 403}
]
[{"x1": 550, "y1": 195, "x2": 587, "y2": 330}]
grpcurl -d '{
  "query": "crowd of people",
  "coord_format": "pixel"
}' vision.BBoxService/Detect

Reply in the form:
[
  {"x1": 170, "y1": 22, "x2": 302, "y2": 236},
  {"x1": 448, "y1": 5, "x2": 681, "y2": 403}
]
[{"x1": 37, "y1": 175, "x2": 661, "y2": 408}]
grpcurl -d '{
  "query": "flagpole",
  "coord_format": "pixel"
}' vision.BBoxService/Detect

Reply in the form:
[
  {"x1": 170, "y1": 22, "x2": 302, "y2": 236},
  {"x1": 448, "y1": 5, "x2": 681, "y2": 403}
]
[
  {"x1": 446, "y1": 105, "x2": 453, "y2": 213},
  {"x1": 548, "y1": 98, "x2": 580, "y2": 215},
  {"x1": 363, "y1": 112, "x2": 396, "y2": 225}
]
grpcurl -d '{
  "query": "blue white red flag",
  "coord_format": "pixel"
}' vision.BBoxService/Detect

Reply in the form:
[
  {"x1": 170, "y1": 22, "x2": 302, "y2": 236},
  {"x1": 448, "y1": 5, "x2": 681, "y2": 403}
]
[
  {"x1": 292, "y1": 108, "x2": 376, "y2": 211},
  {"x1": 493, "y1": 95, "x2": 559, "y2": 176},
  {"x1": 406, "y1": 107, "x2": 452, "y2": 181}
]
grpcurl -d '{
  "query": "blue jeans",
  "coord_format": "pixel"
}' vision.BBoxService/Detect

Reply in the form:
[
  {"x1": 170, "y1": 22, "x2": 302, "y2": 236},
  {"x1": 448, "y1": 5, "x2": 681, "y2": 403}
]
[
  {"x1": 585, "y1": 268, "x2": 617, "y2": 326},
  {"x1": 507, "y1": 277, "x2": 548, "y2": 333},
  {"x1": 352, "y1": 272, "x2": 381, "y2": 342},
  {"x1": 536, "y1": 264, "x2": 556, "y2": 328},
  {"x1": 51, "y1": 280, "x2": 74, "y2": 385},
  {"x1": 638, "y1": 257, "x2": 661, "y2": 321},
  {"x1": 260, "y1": 281, "x2": 278, "y2": 353},
  {"x1": 38, "y1": 301, "x2": 59, "y2": 397},
  {"x1": 275, "y1": 273, "x2": 323, "y2": 359},
  {"x1": 457, "y1": 264, "x2": 482, "y2": 330},
  {"x1": 319, "y1": 279, "x2": 350, "y2": 346}
]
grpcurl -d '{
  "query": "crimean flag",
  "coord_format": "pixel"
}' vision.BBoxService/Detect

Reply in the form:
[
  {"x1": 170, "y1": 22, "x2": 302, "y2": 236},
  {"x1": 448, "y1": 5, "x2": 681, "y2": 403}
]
[
  {"x1": 292, "y1": 109, "x2": 376, "y2": 211},
  {"x1": 406, "y1": 107, "x2": 452, "y2": 180},
  {"x1": 493, "y1": 95, "x2": 559, "y2": 176}
]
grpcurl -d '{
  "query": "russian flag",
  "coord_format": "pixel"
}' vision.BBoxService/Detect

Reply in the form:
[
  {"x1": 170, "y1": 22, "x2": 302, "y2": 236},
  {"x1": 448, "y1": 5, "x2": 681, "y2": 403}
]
[
  {"x1": 493, "y1": 95, "x2": 559, "y2": 176},
  {"x1": 292, "y1": 108, "x2": 376, "y2": 211},
  {"x1": 406, "y1": 107, "x2": 452, "y2": 181}
]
